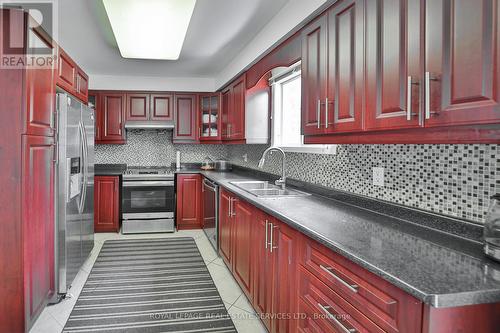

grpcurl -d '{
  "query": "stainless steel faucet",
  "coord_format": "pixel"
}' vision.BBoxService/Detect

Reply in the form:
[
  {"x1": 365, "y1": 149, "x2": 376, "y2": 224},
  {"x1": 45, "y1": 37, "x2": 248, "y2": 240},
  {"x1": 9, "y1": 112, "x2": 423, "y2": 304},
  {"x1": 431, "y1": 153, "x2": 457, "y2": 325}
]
[{"x1": 258, "y1": 147, "x2": 286, "y2": 190}]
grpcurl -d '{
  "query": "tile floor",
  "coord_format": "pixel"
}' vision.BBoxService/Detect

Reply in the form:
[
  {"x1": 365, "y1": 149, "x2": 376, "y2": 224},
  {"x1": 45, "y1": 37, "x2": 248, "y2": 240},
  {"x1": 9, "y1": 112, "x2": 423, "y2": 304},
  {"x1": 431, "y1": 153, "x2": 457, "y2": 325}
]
[{"x1": 29, "y1": 230, "x2": 267, "y2": 333}]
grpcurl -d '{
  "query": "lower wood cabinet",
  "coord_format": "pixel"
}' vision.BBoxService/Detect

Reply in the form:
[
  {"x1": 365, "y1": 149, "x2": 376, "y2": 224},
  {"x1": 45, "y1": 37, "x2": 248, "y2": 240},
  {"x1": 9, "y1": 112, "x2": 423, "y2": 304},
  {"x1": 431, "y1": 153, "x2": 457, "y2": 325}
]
[
  {"x1": 94, "y1": 176, "x2": 120, "y2": 232},
  {"x1": 218, "y1": 188, "x2": 500, "y2": 333},
  {"x1": 176, "y1": 174, "x2": 202, "y2": 230}
]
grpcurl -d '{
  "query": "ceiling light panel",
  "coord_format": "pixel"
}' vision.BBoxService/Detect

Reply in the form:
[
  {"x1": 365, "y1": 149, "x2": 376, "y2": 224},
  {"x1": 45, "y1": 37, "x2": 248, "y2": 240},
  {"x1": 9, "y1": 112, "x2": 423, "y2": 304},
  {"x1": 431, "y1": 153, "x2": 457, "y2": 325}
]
[{"x1": 103, "y1": 0, "x2": 196, "y2": 60}]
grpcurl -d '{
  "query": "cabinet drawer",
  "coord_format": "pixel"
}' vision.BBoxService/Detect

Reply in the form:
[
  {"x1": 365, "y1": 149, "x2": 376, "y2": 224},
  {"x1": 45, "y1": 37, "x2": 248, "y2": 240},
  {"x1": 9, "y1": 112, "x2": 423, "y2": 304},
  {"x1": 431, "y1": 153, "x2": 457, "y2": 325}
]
[
  {"x1": 301, "y1": 238, "x2": 422, "y2": 333},
  {"x1": 299, "y1": 266, "x2": 385, "y2": 333}
]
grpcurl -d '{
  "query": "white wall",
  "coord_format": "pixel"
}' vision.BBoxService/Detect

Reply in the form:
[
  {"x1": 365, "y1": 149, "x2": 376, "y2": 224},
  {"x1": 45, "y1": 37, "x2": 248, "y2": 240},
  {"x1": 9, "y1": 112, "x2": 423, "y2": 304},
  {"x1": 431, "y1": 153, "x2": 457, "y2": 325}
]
[
  {"x1": 214, "y1": 0, "x2": 328, "y2": 89},
  {"x1": 89, "y1": 75, "x2": 216, "y2": 92}
]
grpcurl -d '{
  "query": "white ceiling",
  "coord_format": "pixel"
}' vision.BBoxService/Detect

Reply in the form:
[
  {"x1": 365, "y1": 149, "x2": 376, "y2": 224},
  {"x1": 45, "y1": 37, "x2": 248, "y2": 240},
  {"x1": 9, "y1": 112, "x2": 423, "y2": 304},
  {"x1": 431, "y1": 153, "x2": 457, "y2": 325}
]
[{"x1": 57, "y1": 0, "x2": 290, "y2": 78}]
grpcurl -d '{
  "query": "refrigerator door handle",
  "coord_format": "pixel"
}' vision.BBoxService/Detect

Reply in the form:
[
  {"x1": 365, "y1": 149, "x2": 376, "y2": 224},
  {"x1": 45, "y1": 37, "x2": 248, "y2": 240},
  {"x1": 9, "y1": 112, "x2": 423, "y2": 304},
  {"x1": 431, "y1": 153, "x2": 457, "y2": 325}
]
[
  {"x1": 81, "y1": 120, "x2": 89, "y2": 211},
  {"x1": 78, "y1": 122, "x2": 86, "y2": 214}
]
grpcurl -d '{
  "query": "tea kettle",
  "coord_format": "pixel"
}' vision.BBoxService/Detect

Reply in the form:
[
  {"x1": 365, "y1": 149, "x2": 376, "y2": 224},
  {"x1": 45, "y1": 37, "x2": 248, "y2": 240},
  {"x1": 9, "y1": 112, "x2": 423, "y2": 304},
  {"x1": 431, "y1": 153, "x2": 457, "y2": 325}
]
[{"x1": 484, "y1": 194, "x2": 500, "y2": 261}]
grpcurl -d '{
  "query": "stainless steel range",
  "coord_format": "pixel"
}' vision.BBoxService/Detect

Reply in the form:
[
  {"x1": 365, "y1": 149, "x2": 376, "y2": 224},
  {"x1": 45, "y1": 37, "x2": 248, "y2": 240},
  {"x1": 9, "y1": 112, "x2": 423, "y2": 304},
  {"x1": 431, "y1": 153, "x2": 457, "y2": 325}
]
[{"x1": 122, "y1": 166, "x2": 175, "y2": 234}]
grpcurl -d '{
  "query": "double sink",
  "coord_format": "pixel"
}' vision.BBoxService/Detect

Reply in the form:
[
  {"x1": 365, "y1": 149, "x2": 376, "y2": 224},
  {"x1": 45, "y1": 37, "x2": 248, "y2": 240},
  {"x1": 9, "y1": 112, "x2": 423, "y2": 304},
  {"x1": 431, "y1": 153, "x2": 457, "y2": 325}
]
[{"x1": 229, "y1": 180, "x2": 310, "y2": 199}]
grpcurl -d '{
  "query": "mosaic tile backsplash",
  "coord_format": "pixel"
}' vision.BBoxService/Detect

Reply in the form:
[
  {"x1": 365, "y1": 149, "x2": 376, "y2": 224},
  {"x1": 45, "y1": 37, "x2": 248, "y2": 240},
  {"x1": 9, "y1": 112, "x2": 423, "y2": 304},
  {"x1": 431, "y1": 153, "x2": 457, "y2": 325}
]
[
  {"x1": 227, "y1": 144, "x2": 500, "y2": 224},
  {"x1": 95, "y1": 130, "x2": 228, "y2": 166}
]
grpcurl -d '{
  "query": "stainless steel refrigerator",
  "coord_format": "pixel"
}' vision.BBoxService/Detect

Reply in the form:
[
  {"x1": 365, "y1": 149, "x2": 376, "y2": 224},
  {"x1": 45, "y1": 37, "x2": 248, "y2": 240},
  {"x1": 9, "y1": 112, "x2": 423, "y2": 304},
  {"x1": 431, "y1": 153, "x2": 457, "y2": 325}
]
[{"x1": 51, "y1": 92, "x2": 95, "y2": 301}]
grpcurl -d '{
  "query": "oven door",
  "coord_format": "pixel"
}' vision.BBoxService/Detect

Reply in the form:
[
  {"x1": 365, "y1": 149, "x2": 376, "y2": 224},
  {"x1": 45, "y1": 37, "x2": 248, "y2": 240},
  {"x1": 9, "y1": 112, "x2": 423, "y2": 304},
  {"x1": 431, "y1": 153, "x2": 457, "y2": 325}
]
[{"x1": 122, "y1": 180, "x2": 175, "y2": 216}]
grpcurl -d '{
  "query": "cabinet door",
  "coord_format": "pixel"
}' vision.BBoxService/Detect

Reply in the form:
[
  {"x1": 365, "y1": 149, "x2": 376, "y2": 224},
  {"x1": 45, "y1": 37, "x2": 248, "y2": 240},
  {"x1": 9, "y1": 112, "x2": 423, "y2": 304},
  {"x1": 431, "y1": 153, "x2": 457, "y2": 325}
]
[
  {"x1": 94, "y1": 176, "x2": 120, "y2": 232},
  {"x1": 101, "y1": 93, "x2": 125, "y2": 144},
  {"x1": 22, "y1": 135, "x2": 55, "y2": 328},
  {"x1": 272, "y1": 221, "x2": 297, "y2": 333},
  {"x1": 173, "y1": 94, "x2": 198, "y2": 143},
  {"x1": 252, "y1": 213, "x2": 273, "y2": 332},
  {"x1": 365, "y1": 0, "x2": 422, "y2": 130},
  {"x1": 301, "y1": 15, "x2": 328, "y2": 135},
  {"x1": 219, "y1": 190, "x2": 233, "y2": 266},
  {"x1": 425, "y1": 0, "x2": 500, "y2": 127},
  {"x1": 150, "y1": 93, "x2": 173, "y2": 121},
  {"x1": 88, "y1": 92, "x2": 101, "y2": 142},
  {"x1": 126, "y1": 93, "x2": 149, "y2": 121},
  {"x1": 232, "y1": 199, "x2": 253, "y2": 298},
  {"x1": 75, "y1": 68, "x2": 88, "y2": 104},
  {"x1": 56, "y1": 47, "x2": 76, "y2": 94},
  {"x1": 229, "y1": 75, "x2": 246, "y2": 140},
  {"x1": 176, "y1": 174, "x2": 202, "y2": 230},
  {"x1": 25, "y1": 27, "x2": 55, "y2": 137},
  {"x1": 199, "y1": 93, "x2": 222, "y2": 141},
  {"x1": 325, "y1": 0, "x2": 364, "y2": 133},
  {"x1": 221, "y1": 88, "x2": 231, "y2": 139}
]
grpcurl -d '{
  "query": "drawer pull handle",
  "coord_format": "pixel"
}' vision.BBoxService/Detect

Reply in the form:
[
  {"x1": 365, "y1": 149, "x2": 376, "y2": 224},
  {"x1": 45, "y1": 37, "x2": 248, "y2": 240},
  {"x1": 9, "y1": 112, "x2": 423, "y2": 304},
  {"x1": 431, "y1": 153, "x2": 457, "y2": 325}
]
[
  {"x1": 320, "y1": 265, "x2": 358, "y2": 293},
  {"x1": 317, "y1": 303, "x2": 356, "y2": 333}
]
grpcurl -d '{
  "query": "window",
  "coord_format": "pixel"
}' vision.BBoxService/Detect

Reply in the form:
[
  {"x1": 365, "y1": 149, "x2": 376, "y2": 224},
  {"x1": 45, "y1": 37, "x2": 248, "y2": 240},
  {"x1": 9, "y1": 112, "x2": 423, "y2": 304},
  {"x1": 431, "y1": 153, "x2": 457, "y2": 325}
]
[{"x1": 270, "y1": 62, "x2": 336, "y2": 154}]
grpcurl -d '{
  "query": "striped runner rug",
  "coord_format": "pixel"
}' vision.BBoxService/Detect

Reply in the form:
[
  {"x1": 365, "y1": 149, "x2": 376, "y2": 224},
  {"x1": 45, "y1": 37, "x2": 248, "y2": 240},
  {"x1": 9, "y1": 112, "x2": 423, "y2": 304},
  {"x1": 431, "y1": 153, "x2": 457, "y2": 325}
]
[{"x1": 63, "y1": 237, "x2": 237, "y2": 333}]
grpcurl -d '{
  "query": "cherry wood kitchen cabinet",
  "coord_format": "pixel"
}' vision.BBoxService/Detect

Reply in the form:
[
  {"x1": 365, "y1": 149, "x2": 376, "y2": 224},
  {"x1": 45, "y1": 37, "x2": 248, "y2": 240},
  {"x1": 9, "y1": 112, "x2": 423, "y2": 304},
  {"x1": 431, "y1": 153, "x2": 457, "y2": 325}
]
[
  {"x1": 22, "y1": 135, "x2": 56, "y2": 329},
  {"x1": 424, "y1": 0, "x2": 500, "y2": 128},
  {"x1": 232, "y1": 198, "x2": 253, "y2": 298},
  {"x1": 365, "y1": 0, "x2": 422, "y2": 131},
  {"x1": 25, "y1": 25, "x2": 56, "y2": 137},
  {"x1": 301, "y1": 14, "x2": 327, "y2": 136},
  {"x1": 176, "y1": 174, "x2": 203, "y2": 230},
  {"x1": 94, "y1": 176, "x2": 120, "y2": 232},
  {"x1": 97, "y1": 92, "x2": 126, "y2": 144},
  {"x1": 252, "y1": 212, "x2": 274, "y2": 331},
  {"x1": 125, "y1": 92, "x2": 174, "y2": 121},
  {"x1": 125, "y1": 93, "x2": 150, "y2": 121},
  {"x1": 173, "y1": 94, "x2": 198, "y2": 143},
  {"x1": 0, "y1": 9, "x2": 59, "y2": 332},
  {"x1": 150, "y1": 93, "x2": 174, "y2": 121},
  {"x1": 301, "y1": 0, "x2": 500, "y2": 143},
  {"x1": 199, "y1": 93, "x2": 222, "y2": 142},
  {"x1": 221, "y1": 75, "x2": 246, "y2": 142},
  {"x1": 55, "y1": 46, "x2": 88, "y2": 104}
]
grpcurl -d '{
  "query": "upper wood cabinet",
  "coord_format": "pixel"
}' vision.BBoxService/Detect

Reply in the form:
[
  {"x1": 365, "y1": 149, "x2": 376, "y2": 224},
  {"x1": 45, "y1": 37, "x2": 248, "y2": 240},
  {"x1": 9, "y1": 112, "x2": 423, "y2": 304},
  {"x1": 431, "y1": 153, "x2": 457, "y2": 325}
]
[
  {"x1": 301, "y1": 14, "x2": 327, "y2": 136},
  {"x1": 150, "y1": 93, "x2": 174, "y2": 121},
  {"x1": 425, "y1": 0, "x2": 500, "y2": 127},
  {"x1": 365, "y1": 0, "x2": 422, "y2": 131},
  {"x1": 98, "y1": 92, "x2": 126, "y2": 144},
  {"x1": 326, "y1": 0, "x2": 364, "y2": 133},
  {"x1": 221, "y1": 75, "x2": 246, "y2": 142},
  {"x1": 301, "y1": 0, "x2": 500, "y2": 143},
  {"x1": 125, "y1": 93, "x2": 149, "y2": 121},
  {"x1": 199, "y1": 93, "x2": 222, "y2": 142},
  {"x1": 173, "y1": 93, "x2": 198, "y2": 143},
  {"x1": 55, "y1": 46, "x2": 88, "y2": 104},
  {"x1": 125, "y1": 92, "x2": 174, "y2": 121}
]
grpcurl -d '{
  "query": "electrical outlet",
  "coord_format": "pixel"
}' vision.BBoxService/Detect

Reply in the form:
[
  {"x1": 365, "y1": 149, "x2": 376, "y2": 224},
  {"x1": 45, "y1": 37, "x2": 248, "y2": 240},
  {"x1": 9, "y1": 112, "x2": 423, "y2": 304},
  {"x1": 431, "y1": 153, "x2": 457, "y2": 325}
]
[
  {"x1": 242, "y1": 154, "x2": 248, "y2": 162},
  {"x1": 372, "y1": 167, "x2": 385, "y2": 186}
]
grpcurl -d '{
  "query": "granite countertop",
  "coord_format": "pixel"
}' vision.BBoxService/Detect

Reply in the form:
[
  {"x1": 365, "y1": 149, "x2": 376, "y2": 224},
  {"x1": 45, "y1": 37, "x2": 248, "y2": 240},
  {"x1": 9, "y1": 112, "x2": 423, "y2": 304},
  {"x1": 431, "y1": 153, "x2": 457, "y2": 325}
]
[
  {"x1": 94, "y1": 164, "x2": 500, "y2": 307},
  {"x1": 184, "y1": 169, "x2": 500, "y2": 308}
]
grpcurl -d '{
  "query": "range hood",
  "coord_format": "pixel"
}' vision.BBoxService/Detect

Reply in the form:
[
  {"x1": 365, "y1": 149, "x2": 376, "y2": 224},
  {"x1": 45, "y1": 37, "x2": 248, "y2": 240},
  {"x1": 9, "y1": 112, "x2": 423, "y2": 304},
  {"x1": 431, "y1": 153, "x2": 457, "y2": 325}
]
[{"x1": 125, "y1": 121, "x2": 175, "y2": 130}]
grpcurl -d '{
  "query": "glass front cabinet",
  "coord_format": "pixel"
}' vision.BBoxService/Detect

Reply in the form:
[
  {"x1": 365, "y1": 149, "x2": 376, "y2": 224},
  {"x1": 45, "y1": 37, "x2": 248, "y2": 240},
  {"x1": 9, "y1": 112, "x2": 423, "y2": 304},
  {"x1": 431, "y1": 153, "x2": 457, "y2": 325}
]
[{"x1": 199, "y1": 93, "x2": 222, "y2": 142}]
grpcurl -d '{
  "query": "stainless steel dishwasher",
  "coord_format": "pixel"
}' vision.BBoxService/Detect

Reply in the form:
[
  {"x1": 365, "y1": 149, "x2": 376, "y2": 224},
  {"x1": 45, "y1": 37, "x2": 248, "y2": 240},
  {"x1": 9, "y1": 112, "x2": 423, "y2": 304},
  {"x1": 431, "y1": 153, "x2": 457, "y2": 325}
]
[{"x1": 202, "y1": 177, "x2": 219, "y2": 252}]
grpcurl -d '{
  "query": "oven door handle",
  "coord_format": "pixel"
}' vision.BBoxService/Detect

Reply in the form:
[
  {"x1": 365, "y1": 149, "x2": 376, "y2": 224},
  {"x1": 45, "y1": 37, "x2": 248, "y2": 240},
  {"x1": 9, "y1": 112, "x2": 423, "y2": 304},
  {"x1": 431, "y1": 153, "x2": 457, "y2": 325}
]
[{"x1": 123, "y1": 181, "x2": 174, "y2": 187}]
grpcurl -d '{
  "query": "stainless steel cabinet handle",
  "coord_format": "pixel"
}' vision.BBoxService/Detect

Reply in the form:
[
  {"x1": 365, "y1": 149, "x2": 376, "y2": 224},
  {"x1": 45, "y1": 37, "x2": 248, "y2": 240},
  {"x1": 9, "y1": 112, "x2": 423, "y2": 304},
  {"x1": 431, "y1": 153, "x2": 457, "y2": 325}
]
[
  {"x1": 317, "y1": 303, "x2": 356, "y2": 333},
  {"x1": 325, "y1": 97, "x2": 329, "y2": 129},
  {"x1": 269, "y1": 223, "x2": 278, "y2": 253},
  {"x1": 317, "y1": 100, "x2": 321, "y2": 129},
  {"x1": 265, "y1": 220, "x2": 269, "y2": 249},
  {"x1": 230, "y1": 198, "x2": 237, "y2": 217},
  {"x1": 425, "y1": 72, "x2": 431, "y2": 119},
  {"x1": 320, "y1": 265, "x2": 359, "y2": 293},
  {"x1": 227, "y1": 197, "x2": 231, "y2": 217},
  {"x1": 407, "y1": 76, "x2": 412, "y2": 121}
]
